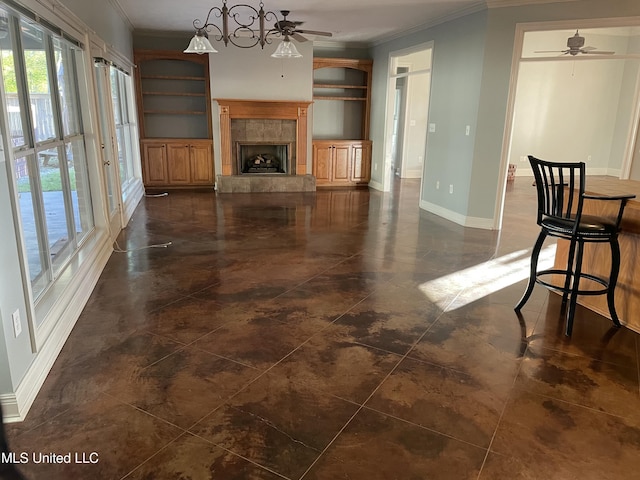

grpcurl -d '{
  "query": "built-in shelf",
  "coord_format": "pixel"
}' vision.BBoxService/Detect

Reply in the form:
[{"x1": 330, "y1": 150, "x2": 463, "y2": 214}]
[
  {"x1": 135, "y1": 49, "x2": 213, "y2": 188},
  {"x1": 312, "y1": 58, "x2": 373, "y2": 187},
  {"x1": 313, "y1": 84, "x2": 367, "y2": 89},
  {"x1": 313, "y1": 96, "x2": 367, "y2": 101}
]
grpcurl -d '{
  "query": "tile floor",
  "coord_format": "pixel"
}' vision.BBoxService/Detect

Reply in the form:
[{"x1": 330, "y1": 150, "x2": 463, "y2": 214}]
[{"x1": 4, "y1": 178, "x2": 640, "y2": 480}]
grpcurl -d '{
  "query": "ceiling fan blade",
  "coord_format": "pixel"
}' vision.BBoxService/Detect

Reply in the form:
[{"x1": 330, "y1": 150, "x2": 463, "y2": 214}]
[
  {"x1": 296, "y1": 29, "x2": 332, "y2": 37},
  {"x1": 534, "y1": 50, "x2": 564, "y2": 53},
  {"x1": 582, "y1": 50, "x2": 615, "y2": 55},
  {"x1": 582, "y1": 46, "x2": 597, "y2": 51},
  {"x1": 292, "y1": 32, "x2": 308, "y2": 43}
]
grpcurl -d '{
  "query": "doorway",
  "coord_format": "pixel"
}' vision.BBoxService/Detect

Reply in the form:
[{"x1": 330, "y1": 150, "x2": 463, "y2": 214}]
[
  {"x1": 391, "y1": 67, "x2": 409, "y2": 177},
  {"x1": 383, "y1": 43, "x2": 433, "y2": 193},
  {"x1": 496, "y1": 21, "x2": 640, "y2": 230},
  {"x1": 94, "y1": 60, "x2": 123, "y2": 241},
  {"x1": 628, "y1": 116, "x2": 640, "y2": 179}
]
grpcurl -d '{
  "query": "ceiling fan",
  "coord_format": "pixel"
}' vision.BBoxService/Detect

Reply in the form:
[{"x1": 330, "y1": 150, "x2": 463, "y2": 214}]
[
  {"x1": 535, "y1": 30, "x2": 615, "y2": 56},
  {"x1": 273, "y1": 10, "x2": 332, "y2": 42}
]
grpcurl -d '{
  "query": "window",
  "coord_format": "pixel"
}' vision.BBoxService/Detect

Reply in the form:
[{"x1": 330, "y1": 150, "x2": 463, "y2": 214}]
[
  {"x1": 110, "y1": 66, "x2": 136, "y2": 192},
  {"x1": 0, "y1": 7, "x2": 94, "y2": 300}
]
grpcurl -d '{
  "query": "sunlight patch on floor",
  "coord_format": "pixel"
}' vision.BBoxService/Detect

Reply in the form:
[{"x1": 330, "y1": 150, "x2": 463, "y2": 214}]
[{"x1": 419, "y1": 245, "x2": 557, "y2": 311}]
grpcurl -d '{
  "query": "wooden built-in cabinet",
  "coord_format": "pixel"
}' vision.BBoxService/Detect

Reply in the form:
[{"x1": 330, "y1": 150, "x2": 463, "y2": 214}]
[
  {"x1": 312, "y1": 58, "x2": 372, "y2": 187},
  {"x1": 134, "y1": 50, "x2": 214, "y2": 188},
  {"x1": 312, "y1": 140, "x2": 371, "y2": 187},
  {"x1": 141, "y1": 139, "x2": 213, "y2": 187}
]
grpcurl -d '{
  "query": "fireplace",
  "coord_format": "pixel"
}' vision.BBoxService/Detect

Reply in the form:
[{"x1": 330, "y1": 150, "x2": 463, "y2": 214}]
[
  {"x1": 216, "y1": 99, "x2": 315, "y2": 192},
  {"x1": 237, "y1": 142, "x2": 291, "y2": 174}
]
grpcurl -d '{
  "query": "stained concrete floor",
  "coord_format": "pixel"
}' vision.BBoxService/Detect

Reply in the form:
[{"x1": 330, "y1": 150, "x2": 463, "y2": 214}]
[{"x1": 5, "y1": 178, "x2": 639, "y2": 479}]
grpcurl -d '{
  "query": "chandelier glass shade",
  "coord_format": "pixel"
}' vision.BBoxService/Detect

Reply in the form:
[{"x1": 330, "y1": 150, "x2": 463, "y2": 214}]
[
  {"x1": 183, "y1": 31, "x2": 218, "y2": 54},
  {"x1": 271, "y1": 37, "x2": 302, "y2": 58}
]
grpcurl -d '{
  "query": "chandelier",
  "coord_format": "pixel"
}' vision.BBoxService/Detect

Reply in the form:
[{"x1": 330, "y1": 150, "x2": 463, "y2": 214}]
[{"x1": 183, "y1": 0, "x2": 301, "y2": 58}]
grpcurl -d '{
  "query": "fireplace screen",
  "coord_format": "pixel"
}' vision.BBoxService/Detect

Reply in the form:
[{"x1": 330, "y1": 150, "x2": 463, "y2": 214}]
[{"x1": 237, "y1": 143, "x2": 290, "y2": 174}]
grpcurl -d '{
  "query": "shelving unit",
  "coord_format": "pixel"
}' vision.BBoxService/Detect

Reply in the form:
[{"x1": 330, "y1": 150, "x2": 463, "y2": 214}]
[
  {"x1": 134, "y1": 50, "x2": 214, "y2": 188},
  {"x1": 312, "y1": 58, "x2": 372, "y2": 187}
]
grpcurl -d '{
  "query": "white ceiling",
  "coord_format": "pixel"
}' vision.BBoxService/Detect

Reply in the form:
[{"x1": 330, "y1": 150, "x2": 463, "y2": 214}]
[{"x1": 114, "y1": 0, "x2": 490, "y2": 45}]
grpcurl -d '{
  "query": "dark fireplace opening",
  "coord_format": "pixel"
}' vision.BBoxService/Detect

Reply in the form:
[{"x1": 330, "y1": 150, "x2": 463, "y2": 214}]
[{"x1": 237, "y1": 143, "x2": 291, "y2": 175}]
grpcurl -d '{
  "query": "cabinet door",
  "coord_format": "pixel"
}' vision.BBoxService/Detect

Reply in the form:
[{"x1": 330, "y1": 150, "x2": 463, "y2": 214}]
[
  {"x1": 190, "y1": 144, "x2": 213, "y2": 184},
  {"x1": 313, "y1": 143, "x2": 333, "y2": 184},
  {"x1": 350, "y1": 141, "x2": 371, "y2": 184},
  {"x1": 167, "y1": 143, "x2": 191, "y2": 184},
  {"x1": 142, "y1": 143, "x2": 168, "y2": 185},
  {"x1": 332, "y1": 144, "x2": 351, "y2": 183}
]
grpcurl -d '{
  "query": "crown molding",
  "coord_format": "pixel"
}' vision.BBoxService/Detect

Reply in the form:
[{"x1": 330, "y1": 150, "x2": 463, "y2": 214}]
[{"x1": 106, "y1": 0, "x2": 134, "y2": 31}]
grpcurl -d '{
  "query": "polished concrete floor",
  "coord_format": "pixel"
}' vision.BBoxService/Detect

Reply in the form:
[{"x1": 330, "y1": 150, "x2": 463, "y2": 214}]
[{"x1": 5, "y1": 178, "x2": 640, "y2": 479}]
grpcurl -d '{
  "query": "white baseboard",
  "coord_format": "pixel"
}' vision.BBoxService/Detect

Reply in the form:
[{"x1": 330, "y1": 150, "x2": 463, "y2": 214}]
[
  {"x1": 0, "y1": 394, "x2": 20, "y2": 422},
  {"x1": 368, "y1": 179, "x2": 385, "y2": 191},
  {"x1": 401, "y1": 169, "x2": 422, "y2": 179},
  {"x1": 419, "y1": 199, "x2": 495, "y2": 230},
  {"x1": 123, "y1": 180, "x2": 144, "y2": 225},
  {"x1": 2, "y1": 235, "x2": 113, "y2": 423}
]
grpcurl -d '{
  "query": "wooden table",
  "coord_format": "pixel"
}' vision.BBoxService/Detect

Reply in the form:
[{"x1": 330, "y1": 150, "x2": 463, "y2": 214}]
[{"x1": 553, "y1": 177, "x2": 640, "y2": 333}]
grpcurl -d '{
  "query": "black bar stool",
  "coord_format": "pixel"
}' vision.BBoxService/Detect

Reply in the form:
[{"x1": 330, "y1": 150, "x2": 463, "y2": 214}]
[{"x1": 515, "y1": 156, "x2": 635, "y2": 336}]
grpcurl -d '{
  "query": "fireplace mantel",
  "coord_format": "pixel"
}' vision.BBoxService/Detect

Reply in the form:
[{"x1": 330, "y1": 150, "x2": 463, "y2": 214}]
[{"x1": 216, "y1": 99, "x2": 312, "y2": 176}]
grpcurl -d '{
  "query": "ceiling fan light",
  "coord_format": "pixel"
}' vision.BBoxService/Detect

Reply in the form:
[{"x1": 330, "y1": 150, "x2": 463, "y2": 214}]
[
  {"x1": 271, "y1": 39, "x2": 302, "y2": 58},
  {"x1": 184, "y1": 31, "x2": 218, "y2": 54}
]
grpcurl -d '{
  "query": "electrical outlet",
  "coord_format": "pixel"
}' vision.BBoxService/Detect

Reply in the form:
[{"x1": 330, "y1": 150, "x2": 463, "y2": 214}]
[
  {"x1": 587, "y1": 155, "x2": 592, "y2": 162},
  {"x1": 520, "y1": 155, "x2": 527, "y2": 162},
  {"x1": 12, "y1": 309, "x2": 21, "y2": 338},
  {"x1": 429, "y1": 123, "x2": 436, "y2": 133},
  {"x1": 374, "y1": 163, "x2": 378, "y2": 171},
  {"x1": 449, "y1": 184, "x2": 454, "y2": 194},
  {"x1": 465, "y1": 125, "x2": 470, "y2": 136},
  {"x1": 436, "y1": 180, "x2": 440, "y2": 189}
]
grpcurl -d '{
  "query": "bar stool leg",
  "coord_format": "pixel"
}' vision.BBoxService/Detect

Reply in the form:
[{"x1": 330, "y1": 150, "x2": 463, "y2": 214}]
[
  {"x1": 515, "y1": 230, "x2": 547, "y2": 311},
  {"x1": 561, "y1": 237, "x2": 579, "y2": 310},
  {"x1": 566, "y1": 239, "x2": 585, "y2": 337},
  {"x1": 607, "y1": 237, "x2": 622, "y2": 328}
]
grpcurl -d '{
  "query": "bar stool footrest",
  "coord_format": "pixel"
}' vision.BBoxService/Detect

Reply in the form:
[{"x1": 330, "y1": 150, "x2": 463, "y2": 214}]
[{"x1": 535, "y1": 269, "x2": 609, "y2": 297}]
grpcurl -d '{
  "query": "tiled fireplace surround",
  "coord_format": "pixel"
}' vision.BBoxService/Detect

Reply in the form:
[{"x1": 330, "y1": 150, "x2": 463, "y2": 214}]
[{"x1": 216, "y1": 99, "x2": 315, "y2": 193}]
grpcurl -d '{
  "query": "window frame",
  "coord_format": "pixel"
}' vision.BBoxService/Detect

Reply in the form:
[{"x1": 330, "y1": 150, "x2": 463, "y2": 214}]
[{"x1": 1, "y1": 7, "x2": 96, "y2": 306}]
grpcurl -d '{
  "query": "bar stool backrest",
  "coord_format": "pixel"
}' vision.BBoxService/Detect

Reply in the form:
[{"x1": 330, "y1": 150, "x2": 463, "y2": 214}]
[{"x1": 528, "y1": 155, "x2": 585, "y2": 234}]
